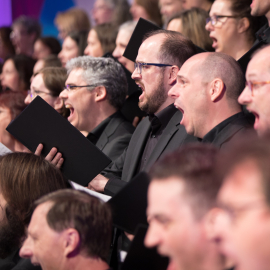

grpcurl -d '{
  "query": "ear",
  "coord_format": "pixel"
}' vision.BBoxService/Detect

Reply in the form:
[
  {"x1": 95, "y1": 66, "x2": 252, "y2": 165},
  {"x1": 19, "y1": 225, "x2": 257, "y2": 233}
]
[
  {"x1": 209, "y1": 78, "x2": 224, "y2": 102},
  {"x1": 53, "y1": 97, "x2": 64, "y2": 112},
  {"x1": 237, "y1": 17, "x2": 250, "y2": 34},
  {"x1": 95, "y1": 86, "x2": 107, "y2": 102},
  {"x1": 168, "y1": 65, "x2": 179, "y2": 85},
  {"x1": 203, "y1": 207, "x2": 221, "y2": 240},
  {"x1": 63, "y1": 228, "x2": 81, "y2": 257}
]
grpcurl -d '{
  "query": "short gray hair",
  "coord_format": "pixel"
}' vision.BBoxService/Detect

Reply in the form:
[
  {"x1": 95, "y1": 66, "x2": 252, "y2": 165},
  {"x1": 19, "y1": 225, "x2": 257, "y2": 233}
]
[
  {"x1": 118, "y1": 20, "x2": 137, "y2": 35},
  {"x1": 66, "y1": 56, "x2": 128, "y2": 109}
]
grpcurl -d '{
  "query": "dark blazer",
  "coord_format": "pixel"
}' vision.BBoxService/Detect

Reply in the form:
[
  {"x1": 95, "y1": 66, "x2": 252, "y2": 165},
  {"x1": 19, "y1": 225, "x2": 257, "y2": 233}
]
[
  {"x1": 94, "y1": 112, "x2": 135, "y2": 162},
  {"x1": 103, "y1": 109, "x2": 197, "y2": 196}
]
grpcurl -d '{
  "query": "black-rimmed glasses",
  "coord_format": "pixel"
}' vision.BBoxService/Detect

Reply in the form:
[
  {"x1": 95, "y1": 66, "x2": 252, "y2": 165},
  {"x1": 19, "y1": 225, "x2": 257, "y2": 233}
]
[
  {"x1": 134, "y1": 62, "x2": 173, "y2": 74},
  {"x1": 206, "y1": 15, "x2": 240, "y2": 26}
]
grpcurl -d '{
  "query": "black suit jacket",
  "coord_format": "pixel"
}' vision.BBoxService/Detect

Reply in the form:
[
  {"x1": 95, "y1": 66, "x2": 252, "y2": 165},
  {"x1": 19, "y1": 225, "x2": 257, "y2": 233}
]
[
  {"x1": 103, "y1": 109, "x2": 197, "y2": 196},
  {"x1": 93, "y1": 112, "x2": 135, "y2": 162}
]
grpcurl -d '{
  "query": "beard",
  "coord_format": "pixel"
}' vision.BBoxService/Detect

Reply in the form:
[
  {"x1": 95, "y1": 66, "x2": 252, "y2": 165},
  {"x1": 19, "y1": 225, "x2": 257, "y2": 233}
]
[
  {"x1": 138, "y1": 72, "x2": 168, "y2": 114},
  {"x1": 0, "y1": 206, "x2": 25, "y2": 259}
]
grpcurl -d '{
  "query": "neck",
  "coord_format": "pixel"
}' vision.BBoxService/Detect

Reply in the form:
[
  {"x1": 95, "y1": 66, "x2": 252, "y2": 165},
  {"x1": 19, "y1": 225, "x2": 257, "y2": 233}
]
[
  {"x1": 155, "y1": 97, "x2": 174, "y2": 114},
  {"x1": 229, "y1": 36, "x2": 253, "y2": 60},
  {"x1": 66, "y1": 256, "x2": 109, "y2": 270}
]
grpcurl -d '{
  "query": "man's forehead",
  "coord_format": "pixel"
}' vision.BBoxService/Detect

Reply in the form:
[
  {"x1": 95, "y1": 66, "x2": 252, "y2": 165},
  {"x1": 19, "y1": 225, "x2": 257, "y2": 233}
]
[
  {"x1": 247, "y1": 49, "x2": 270, "y2": 78},
  {"x1": 30, "y1": 202, "x2": 53, "y2": 230},
  {"x1": 66, "y1": 68, "x2": 85, "y2": 83},
  {"x1": 178, "y1": 54, "x2": 205, "y2": 77}
]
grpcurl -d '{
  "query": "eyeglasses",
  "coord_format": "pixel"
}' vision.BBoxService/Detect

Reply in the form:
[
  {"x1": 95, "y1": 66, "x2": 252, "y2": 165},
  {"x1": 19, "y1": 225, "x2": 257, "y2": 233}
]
[
  {"x1": 246, "y1": 80, "x2": 270, "y2": 95},
  {"x1": 63, "y1": 85, "x2": 96, "y2": 91},
  {"x1": 27, "y1": 90, "x2": 53, "y2": 100},
  {"x1": 206, "y1": 15, "x2": 240, "y2": 26},
  {"x1": 134, "y1": 62, "x2": 173, "y2": 74}
]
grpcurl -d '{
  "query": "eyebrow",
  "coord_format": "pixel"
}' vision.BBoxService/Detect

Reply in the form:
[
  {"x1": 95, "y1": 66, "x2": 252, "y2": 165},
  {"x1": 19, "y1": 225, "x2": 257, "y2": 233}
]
[{"x1": 177, "y1": 75, "x2": 187, "y2": 81}]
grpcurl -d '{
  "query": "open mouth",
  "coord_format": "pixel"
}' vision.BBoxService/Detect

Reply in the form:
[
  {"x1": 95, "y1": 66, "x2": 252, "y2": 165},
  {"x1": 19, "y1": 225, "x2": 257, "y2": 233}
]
[
  {"x1": 211, "y1": 37, "x2": 218, "y2": 49},
  {"x1": 65, "y1": 104, "x2": 74, "y2": 120}
]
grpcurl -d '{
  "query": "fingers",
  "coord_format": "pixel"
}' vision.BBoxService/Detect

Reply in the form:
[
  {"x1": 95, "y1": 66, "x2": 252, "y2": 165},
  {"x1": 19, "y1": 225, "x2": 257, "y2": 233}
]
[
  {"x1": 34, "y1": 143, "x2": 43, "y2": 156},
  {"x1": 55, "y1": 157, "x2": 64, "y2": 169}
]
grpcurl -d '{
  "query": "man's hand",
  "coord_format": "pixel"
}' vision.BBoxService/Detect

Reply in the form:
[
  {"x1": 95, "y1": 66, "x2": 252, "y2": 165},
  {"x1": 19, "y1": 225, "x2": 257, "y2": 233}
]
[
  {"x1": 35, "y1": 144, "x2": 64, "y2": 169},
  {"x1": 88, "y1": 174, "x2": 109, "y2": 193}
]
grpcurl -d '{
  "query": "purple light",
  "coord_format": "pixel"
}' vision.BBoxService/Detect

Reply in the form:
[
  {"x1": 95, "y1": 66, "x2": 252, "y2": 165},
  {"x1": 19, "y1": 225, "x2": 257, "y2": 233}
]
[{"x1": 0, "y1": 0, "x2": 12, "y2": 27}]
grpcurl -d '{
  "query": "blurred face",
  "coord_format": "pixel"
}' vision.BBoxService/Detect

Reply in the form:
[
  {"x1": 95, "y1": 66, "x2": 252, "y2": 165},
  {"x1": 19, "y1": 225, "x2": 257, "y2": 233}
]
[
  {"x1": 131, "y1": 34, "x2": 169, "y2": 114},
  {"x1": 167, "y1": 18, "x2": 183, "y2": 32},
  {"x1": 33, "y1": 40, "x2": 51, "y2": 60},
  {"x1": 0, "y1": 59, "x2": 21, "y2": 91},
  {"x1": 112, "y1": 29, "x2": 134, "y2": 73},
  {"x1": 182, "y1": 0, "x2": 210, "y2": 10},
  {"x1": 20, "y1": 202, "x2": 65, "y2": 270},
  {"x1": 159, "y1": 0, "x2": 183, "y2": 23},
  {"x1": 145, "y1": 178, "x2": 206, "y2": 270},
  {"x1": 92, "y1": 0, "x2": 114, "y2": 25},
  {"x1": 214, "y1": 160, "x2": 270, "y2": 270},
  {"x1": 58, "y1": 36, "x2": 79, "y2": 68},
  {"x1": 250, "y1": 0, "x2": 270, "y2": 17},
  {"x1": 205, "y1": 0, "x2": 241, "y2": 57},
  {"x1": 60, "y1": 68, "x2": 97, "y2": 132},
  {"x1": 238, "y1": 48, "x2": 270, "y2": 137},
  {"x1": 130, "y1": 0, "x2": 150, "y2": 21},
  {"x1": 25, "y1": 73, "x2": 63, "y2": 113},
  {"x1": 0, "y1": 105, "x2": 14, "y2": 150},
  {"x1": 84, "y1": 30, "x2": 103, "y2": 57},
  {"x1": 168, "y1": 55, "x2": 209, "y2": 138}
]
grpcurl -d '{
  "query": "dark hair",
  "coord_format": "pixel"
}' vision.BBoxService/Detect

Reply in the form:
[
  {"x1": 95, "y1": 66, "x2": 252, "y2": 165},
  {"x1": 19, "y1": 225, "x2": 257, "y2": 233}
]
[
  {"x1": 37, "y1": 36, "x2": 61, "y2": 55},
  {"x1": 144, "y1": 29, "x2": 197, "y2": 68},
  {"x1": 135, "y1": 0, "x2": 162, "y2": 27},
  {"x1": 93, "y1": 23, "x2": 118, "y2": 55},
  {"x1": 168, "y1": 8, "x2": 214, "y2": 51},
  {"x1": 113, "y1": 0, "x2": 132, "y2": 26},
  {"x1": 12, "y1": 16, "x2": 41, "y2": 41},
  {"x1": 0, "y1": 152, "x2": 68, "y2": 228},
  {"x1": 227, "y1": 0, "x2": 267, "y2": 43},
  {"x1": 0, "y1": 90, "x2": 26, "y2": 119},
  {"x1": 5, "y1": 54, "x2": 36, "y2": 90},
  {"x1": 150, "y1": 143, "x2": 221, "y2": 220},
  {"x1": 43, "y1": 55, "x2": 62, "y2": 68},
  {"x1": 0, "y1": 27, "x2": 15, "y2": 59},
  {"x1": 68, "y1": 31, "x2": 88, "y2": 56},
  {"x1": 35, "y1": 189, "x2": 112, "y2": 261}
]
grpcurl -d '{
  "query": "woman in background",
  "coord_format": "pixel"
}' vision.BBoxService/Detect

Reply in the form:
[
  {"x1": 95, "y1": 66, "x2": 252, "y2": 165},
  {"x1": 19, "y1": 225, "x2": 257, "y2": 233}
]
[{"x1": 33, "y1": 37, "x2": 61, "y2": 60}]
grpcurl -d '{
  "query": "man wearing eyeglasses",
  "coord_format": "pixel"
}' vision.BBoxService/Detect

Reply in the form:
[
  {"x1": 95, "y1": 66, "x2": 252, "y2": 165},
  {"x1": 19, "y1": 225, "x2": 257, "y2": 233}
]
[
  {"x1": 88, "y1": 30, "x2": 197, "y2": 196},
  {"x1": 59, "y1": 56, "x2": 135, "y2": 162},
  {"x1": 169, "y1": 52, "x2": 254, "y2": 150},
  {"x1": 238, "y1": 45, "x2": 270, "y2": 137}
]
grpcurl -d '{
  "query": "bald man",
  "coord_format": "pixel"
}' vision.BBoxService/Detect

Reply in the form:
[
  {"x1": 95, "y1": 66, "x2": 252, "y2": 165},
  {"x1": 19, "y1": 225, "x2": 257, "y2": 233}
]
[{"x1": 169, "y1": 52, "x2": 254, "y2": 149}]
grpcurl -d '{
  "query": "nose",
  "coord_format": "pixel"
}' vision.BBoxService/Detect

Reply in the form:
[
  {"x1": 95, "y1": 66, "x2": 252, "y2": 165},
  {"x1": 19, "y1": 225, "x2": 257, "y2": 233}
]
[
  {"x1": 238, "y1": 86, "x2": 252, "y2": 106},
  {"x1": 24, "y1": 93, "x2": 31, "y2": 105},
  {"x1": 131, "y1": 66, "x2": 141, "y2": 80},
  {"x1": 19, "y1": 238, "x2": 33, "y2": 258},
  {"x1": 84, "y1": 45, "x2": 90, "y2": 56},
  {"x1": 112, "y1": 46, "x2": 120, "y2": 58},
  {"x1": 59, "y1": 88, "x2": 68, "y2": 99},
  {"x1": 168, "y1": 84, "x2": 180, "y2": 99},
  {"x1": 205, "y1": 20, "x2": 213, "y2": 32},
  {"x1": 144, "y1": 223, "x2": 162, "y2": 248}
]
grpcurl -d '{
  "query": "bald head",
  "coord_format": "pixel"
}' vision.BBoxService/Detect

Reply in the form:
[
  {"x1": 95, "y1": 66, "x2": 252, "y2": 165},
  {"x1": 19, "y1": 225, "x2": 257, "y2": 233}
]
[{"x1": 251, "y1": 45, "x2": 270, "y2": 72}]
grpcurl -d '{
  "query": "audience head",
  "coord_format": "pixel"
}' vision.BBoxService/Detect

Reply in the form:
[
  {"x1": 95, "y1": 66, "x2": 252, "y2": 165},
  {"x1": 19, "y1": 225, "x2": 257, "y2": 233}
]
[
  {"x1": 132, "y1": 29, "x2": 196, "y2": 115},
  {"x1": 169, "y1": 52, "x2": 244, "y2": 138},
  {"x1": 33, "y1": 37, "x2": 61, "y2": 60},
  {"x1": 206, "y1": 0, "x2": 265, "y2": 60},
  {"x1": 0, "y1": 152, "x2": 68, "y2": 258},
  {"x1": 250, "y1": 0, "x2": 270, "y2": 18},
  {"x1": 167, "y1": 8, "x2": 214, "y2": 51},
  {"x1": 25, "y1": 67, "x2": 68, "y2": 117},
  {"x1": 214, "y1": 137, "x2": 270, "y2": 270},
  {"x1": 58, "y1": 31, "x2": 88, "y2": 67},
  {"x1": 54, "y1": 7, "x2": 91, "y2": 40},
  {"x1": 11, "y1": 16, "x2": 41, "y2": 56},
  {"x1": 159, "y1": 0, "x2": 183, "y2": 25},
  {"x1": 92, "y1": 0, "x2": 132, "y2": 26},
  {"x1": 84, "y1": 23, "x2": 118, "y2": 57},
  {"x1": 33, "y1": 55, "x2": 62, "y2": 76},
  {"x1": 145, "y1": 144, "x2": 223, "y2": 270},
  {"x1": 130, "y1": 0, "x2": 163, "y2": 27},
  {"x1": 112, "y1": 21, "x2": 136, "y2": 73},
  {"x1": 20, "y1": 189, "x2": 112, "y2": 269},
  {"x1": 0, "y1": 54, "x2": 36, "y2": 91},
  {"x1": 0, "y1": 27, "x2": 15, "y2": 61},
  {"x1": 238, "y1": 45, "x2": 270, "y2": 137},
  {"x1": 60, "y1": 56, "x2": 127, "y2": 132},
  {"x1": 182, "y1": 0, "x2": 214, "y2": 11},
  {"x1": 0, "y1": 90, "x2": 27, "y2": 152}
]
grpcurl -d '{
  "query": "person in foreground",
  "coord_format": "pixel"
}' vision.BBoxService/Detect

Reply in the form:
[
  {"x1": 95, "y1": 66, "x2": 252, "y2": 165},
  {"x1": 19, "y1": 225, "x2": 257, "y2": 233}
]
[
  {"x1": 213, "y1": 137, "x2": 270, "y2": 270},
  {"x1": 168, "y1": 52, "x2": 254, "y2": 149},
  {"x1": 0, "y1": 153, "x2": 68, "y2": 270},
  {"x1": 20, "y1": 189, "x2": 112, "y2": 270},
  {"x1": 145, "y1": 143, "x2": 228, "y2": 270}
]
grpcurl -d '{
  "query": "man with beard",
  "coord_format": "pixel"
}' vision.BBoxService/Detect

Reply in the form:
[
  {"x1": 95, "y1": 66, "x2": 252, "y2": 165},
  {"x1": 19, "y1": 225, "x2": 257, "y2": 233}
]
[
  {"x1": 0, "y1": 153, "x2": 68, "y2": 270},
  {"x1": 88, "y1": 29, "x2": 197, "y2": 196}
]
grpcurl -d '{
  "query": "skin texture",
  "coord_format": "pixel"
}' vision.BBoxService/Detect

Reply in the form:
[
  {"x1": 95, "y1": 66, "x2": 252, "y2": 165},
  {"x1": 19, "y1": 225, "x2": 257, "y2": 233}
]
[
  {"x1": 25, "y1": 73, "x2": 63, "y2": 113},
  {"x1": 33, "y1": 40, "x2": 51, "y2": 60},
  {"x1": 58, "y1": 37, "x2": 79, "y2": 68},
  {"x1": 214, "y1": 160, "x2": 270, "y2": 270},
  {"x1": 238, "y1": 46, "x2": 270, "y2": 137},
  {"x1": 167, "y1": 18, "x2": 183, "y2": 32},
  {"x1": 84, "y1": 30, "x2": 104, "y2": 57},
  {"x1": 159, "y1": 0, "x2": 183, "y2": 23},
  {"x1": 112, "y1": 29, "x2": 134, "y2": 73}
]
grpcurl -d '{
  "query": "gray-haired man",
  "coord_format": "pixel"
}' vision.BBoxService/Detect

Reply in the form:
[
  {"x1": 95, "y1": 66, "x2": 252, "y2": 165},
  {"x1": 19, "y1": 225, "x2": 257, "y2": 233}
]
[{"x1": 60, "y1": 56, "x2": 134, "y2": 162}]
